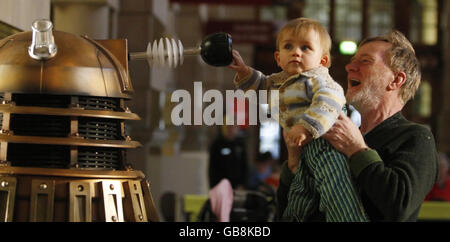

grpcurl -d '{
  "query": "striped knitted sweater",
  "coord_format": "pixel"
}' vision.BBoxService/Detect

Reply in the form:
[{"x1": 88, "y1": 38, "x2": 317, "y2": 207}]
[{"x1": 233, "y1": 66, "x2": 345, "y2": 138}]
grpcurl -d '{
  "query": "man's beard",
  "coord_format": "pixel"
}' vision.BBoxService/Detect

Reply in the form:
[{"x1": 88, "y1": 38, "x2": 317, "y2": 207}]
[{"x1": 346, "y1": 76, "x2": 385, "y2": 114}]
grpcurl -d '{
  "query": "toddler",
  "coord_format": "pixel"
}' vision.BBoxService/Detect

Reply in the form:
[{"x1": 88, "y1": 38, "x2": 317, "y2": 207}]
[{"x1": 229, "y1": 18, "x2": 368, "y2": 221}]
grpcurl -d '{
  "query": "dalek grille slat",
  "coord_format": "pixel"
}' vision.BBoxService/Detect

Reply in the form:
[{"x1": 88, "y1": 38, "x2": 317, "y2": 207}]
[
  {"x1": 11, "y1": 94, "x2": 121, "y2": 111},
  {"x1": 78, "y1": 96, "x2": 120, "y2": 111},
  {"x1": 77, "y1": 147, "x2": 121, "y2": 169},
  {"x1": 13, "y1": 94, "x2": 71, "y2": 108},
  {"x1": 2, "y1": 94, "x2": 127, "y2": 170},
  {"x1": 8, "y1": 143, "x2": 70, "y2": 168},
  {"x1": 10, "y1": 114, "x2": 70, "y2": 137},
  {"x1": 78, "y1": 118, "x2": 121, "y2": 140}
]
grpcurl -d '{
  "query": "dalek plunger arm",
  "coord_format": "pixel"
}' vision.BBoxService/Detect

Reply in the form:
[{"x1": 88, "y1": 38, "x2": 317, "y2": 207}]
[{"x1": 129, "y1": 32, "x2": 233, "y2": 68}]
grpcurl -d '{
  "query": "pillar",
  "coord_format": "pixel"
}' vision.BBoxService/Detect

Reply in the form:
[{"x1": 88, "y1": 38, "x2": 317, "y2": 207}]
[{"x1": 52, "y1": 0, "x2": 119, "y2": 39}]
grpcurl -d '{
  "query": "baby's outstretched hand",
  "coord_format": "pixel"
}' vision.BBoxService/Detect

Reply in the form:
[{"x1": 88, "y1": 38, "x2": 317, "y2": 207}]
[
  {"x1": 288, "y1": 124, "x2": 312, "y2": 147},
  {"x1": 228, "y1": 49, "x2": 250, "y2": 79}
]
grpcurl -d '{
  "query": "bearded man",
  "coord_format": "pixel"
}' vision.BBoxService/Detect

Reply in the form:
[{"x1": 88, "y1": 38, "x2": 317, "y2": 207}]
[{"x1": 278, "y1": 30, "x2": 439, "y2": 221}]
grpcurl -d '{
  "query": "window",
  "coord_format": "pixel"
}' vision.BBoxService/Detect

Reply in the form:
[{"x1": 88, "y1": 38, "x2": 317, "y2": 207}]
[
  {"x1": 303, "y1": 0, "x2": 330, "y2": 31},
  {"x1": 368, "y1": 0, "x2": 394, "y2": 37},
  {"x1": 410, "y1": 0, "x2": 438, "y2": 45},
  {"x1": 335, "y1": 0, "x2": 362, "y2": 42},
  {"x1": 260, "y1": 5, "x2": 287, "y2": 21},
  {"x1": 413, "y1": 81, "x2": 432, "y2": 118},
  {"x1": 420, "y1": 0, "x2": 438, "y2": 45},
  {"x1": 259, "y1": 105, "x2": 280, "y2": 159}
]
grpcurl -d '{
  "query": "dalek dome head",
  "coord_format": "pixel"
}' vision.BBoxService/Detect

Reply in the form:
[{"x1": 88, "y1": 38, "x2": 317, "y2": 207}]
[{"x1": 0, "y1": 20, "x2": 133, "y2": 99}]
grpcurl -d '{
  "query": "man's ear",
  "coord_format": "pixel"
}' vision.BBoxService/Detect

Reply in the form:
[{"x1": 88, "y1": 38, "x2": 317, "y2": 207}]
[
  {"x1": 388, "y1": 71, "x2": 406, "y2": 90},
  {"x1": 320, "y1": 55, "x2": 329, "y2": 67},
  {"x1": 274, "y1": 51, "x2": 281, "y2": 67}
]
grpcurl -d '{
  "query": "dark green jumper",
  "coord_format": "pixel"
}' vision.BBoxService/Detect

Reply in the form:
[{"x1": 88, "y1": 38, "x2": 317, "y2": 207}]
[{"x1": 277, "y1": 112, "x2": 439, "y2": 221}]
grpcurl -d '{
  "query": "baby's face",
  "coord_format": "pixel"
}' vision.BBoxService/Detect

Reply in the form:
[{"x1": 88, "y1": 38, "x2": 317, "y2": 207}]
[{"x1": 275, "y1": 29, "x2": 326, "y2": 76}]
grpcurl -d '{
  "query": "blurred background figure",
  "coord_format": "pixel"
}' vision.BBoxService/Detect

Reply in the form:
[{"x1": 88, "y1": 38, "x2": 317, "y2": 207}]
[
  {"x1": 208, "y1": 121, "x2": 248, "y2": 190},
  {"x1": 425, "y1": 152, "x2": 450, "y2": 201},
  {"x1": 160, "y1": 191, "x2": 177, "y2": 222},
  {"x1": 247, "y1": 151, "x2": 280, "y2": 192}
]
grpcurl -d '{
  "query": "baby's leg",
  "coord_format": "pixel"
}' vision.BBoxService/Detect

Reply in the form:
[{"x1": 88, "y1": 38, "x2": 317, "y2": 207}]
[
  {"x1": 304, "y1": 138, "x2": 368, "y2": 222},
  {"x1": 282, "y1": 156, "x2": 320, "y2": 221}
]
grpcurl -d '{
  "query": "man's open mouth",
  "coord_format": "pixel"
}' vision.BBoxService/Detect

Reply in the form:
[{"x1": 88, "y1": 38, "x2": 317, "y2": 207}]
[{"x1": 349, "y1": 79, "x2": 361, "y2": 87}]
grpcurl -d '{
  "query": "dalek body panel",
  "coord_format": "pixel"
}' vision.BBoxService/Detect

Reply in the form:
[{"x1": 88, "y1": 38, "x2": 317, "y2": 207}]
[
  {"x1": 0, "y1": 167, "x2": 158, "y2": 222},
  {"x1": 0, "y1": 20, "x2": 158, "y2": 222}
]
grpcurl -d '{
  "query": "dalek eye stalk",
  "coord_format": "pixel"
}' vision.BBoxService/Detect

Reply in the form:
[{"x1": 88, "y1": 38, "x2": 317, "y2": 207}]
[{"x1": 0, "y1": 19, "x2": 232, "y2": 222}]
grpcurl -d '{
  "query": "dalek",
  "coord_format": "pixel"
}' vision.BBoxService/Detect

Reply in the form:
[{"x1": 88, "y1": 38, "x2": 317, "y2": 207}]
[
  {"x1": 0, "y1": 19, "x2": 162, "y2": 222},
  {"x1": 0, "y1": 19, "x2": 233, "y2": 222}
]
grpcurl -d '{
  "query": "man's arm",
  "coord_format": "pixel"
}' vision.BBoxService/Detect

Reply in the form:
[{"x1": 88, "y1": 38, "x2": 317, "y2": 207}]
[
  {"x1": 324, "y1": 114, "x2": 439, "y2": 221},
  {"x1": 349, "y1": 128, "x2": 438, "y2": 221}
]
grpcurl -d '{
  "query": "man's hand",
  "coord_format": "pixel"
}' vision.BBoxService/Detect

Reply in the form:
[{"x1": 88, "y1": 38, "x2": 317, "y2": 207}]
[
  {"x1": 228, "y1": 49, "x2": 251, "y2": 79},
  {"x1": 323, "y1": 113, "x2": 369, "y2": 158},
  {"x1": 288, "y1": 124, "x2": 312, "y2": 147}
]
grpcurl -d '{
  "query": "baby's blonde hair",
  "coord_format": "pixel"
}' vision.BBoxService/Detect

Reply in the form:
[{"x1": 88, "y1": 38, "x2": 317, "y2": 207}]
[{"x1": 276, "y1": 17, "x2": 332, "y2": 67}]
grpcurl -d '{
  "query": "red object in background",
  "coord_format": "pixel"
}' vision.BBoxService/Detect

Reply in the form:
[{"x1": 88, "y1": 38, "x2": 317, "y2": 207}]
[
  {"x1": 264, "y1": 176, "x2": 279, "y2": 189},
  {"x1": 425, "y1": 179, "x2": 450, "y2": 201},
  {"x1": 234, "y1": 98, "x2": 249, "y2": 129}
]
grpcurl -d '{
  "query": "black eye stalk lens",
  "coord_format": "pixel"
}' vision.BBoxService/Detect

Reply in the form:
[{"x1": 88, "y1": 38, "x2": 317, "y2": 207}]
[{"x1": 200, "y1": 32, "x2": 233, "y2": 67}]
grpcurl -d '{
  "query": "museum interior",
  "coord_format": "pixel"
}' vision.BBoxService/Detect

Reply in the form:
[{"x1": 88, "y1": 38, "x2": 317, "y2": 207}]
[{"x1": 0, "y1": 0, "x2": 449, "y2": 222}]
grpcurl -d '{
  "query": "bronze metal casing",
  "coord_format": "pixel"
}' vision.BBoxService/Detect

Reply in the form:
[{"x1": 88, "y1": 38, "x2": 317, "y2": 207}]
[
  {"x1": 0, "y1": 30, "x2": 158, "y2": 222},
  {"x1": 0, "y1": 31, "x2": 133, "y2": 98}
]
